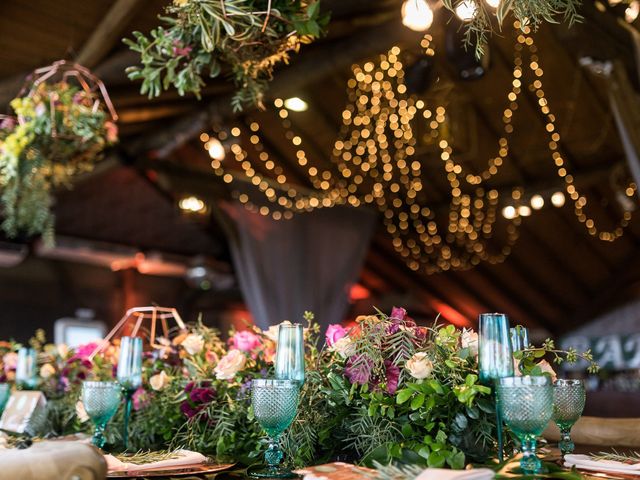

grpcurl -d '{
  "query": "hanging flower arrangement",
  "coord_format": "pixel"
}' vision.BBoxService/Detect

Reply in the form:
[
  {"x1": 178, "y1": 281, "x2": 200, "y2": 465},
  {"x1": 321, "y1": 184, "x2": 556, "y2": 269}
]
[
  {"x1": 0, "y1": 61, "x2": 118, "y2": 244},
  {"x1": 124, "y1": 0, "x2": 328, "y2": 111}
]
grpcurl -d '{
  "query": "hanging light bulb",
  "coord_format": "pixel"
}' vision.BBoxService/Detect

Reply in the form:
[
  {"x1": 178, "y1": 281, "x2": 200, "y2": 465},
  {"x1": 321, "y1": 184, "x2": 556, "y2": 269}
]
[
  {"x1": 502, "y1": 205, "x2": 517, "y2": 219},
  {"x1": 626, "y1": 0, "x2": 640, "y2": 22},
  {"x1": 283, "y1": 97, "x2": 308, "y2": 112},
  {"x1": 551, "y1": 191, "x2": 566, "y2": 207},
  {"x1": 517, "y1": 205, "x2": 532, "y2": 217},
  {"x1": 486, "y1": 0, "x2": 500, "y2": 8},
  {"x1": 530, "y1": 194, "x2": 544, "y2": 210},
  {"x1": 206, "y1": 137, "x2": 225, "y2": 161},
  {"x1": 402, "y1": 0, "x2": 434, "y2": 31},
  {"x1": 455, "y1": 0, "x2": 478, "y2": 21}
]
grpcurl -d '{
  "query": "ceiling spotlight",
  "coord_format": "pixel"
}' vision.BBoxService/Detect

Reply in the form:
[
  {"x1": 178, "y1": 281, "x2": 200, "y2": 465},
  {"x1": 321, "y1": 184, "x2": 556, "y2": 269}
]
[
  {"x1": 530, "y1": 194, "x2": 545, "y2": 210},
  {"x1": 206, "y1": 137, "x2": 225, "y2": 160},
  {"x1": 179, "y1": 196, "x2": 206, "y2": 213},
  {"x1": 283, "y1": 97, "x2": 308, "y2": 112},
  {"x1": 551, "y1": 191, "x2": 566, "y2": 207},
  {"x1": 517, "y1": 205, "x2": 532, "y2": 217},
  {"x1": 455, "y1": 0, "x2": 478, "y2": 21},
  {"x1": 485, "y1": 0, "x2": 500, "y2": 8},
  {"x1": 502, "y1": 205, "x2": 517, "y2": 219},
  {"x1": 402, "y1": 0, "x2": 434, "y2": 31}
]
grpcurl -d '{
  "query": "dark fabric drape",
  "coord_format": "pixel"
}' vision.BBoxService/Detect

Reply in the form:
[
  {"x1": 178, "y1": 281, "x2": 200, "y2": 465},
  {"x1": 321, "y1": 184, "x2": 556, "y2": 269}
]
[{"x1": 220, "y1": 202, "x2": 377, "y2": 330}]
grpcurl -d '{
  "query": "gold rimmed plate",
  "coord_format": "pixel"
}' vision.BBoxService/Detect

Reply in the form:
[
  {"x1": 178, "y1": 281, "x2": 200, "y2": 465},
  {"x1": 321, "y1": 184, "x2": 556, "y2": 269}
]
[{"x1": 107, "y1": 461, "x2": 236, "y2": 478}]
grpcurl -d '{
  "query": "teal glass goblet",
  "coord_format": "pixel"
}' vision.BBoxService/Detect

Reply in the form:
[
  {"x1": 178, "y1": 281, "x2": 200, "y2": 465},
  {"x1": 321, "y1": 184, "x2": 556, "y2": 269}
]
[
  {"x1": 82, "y1": 381, "x2": 122, "y2": 449},
  {"x1": 275, "y1": 324, "x2": 305, "y2": 386},
  {"x1": 15, "y1": 347, "x2": 38, "y2": 389},
  {"x1": 116, "y1": 336, "x2": 142, "y2": 450},
  {"x1": 497, "y1": 376, "x2": 553, "y2": 474},
  {"x1": 0, "y1": 384, "x2": 11, "y2": 413},
  {"x1": 249, "y1": 379, "x2": 300, "y2": 478},
  {"x1": 552, "y1": 379, "x2": 586, "y2": 455},
  {"x1": 479, "y1": 313, "x2": 514, "y2": 462}
]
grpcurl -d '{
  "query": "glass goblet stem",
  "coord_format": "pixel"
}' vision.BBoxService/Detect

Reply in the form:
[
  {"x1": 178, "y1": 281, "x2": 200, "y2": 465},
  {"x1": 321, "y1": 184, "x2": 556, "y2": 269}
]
[
  {"x1": 123, "y1": 389, "x2": 135, "y2": 450},
  {"x1": 264, "y1": 435, "x2": 284, "y2": 474},
  {"x1": 559, "y1": 426, "x2": 574, "y2": 455},
  {"x1": 92, "y1": 422, "x2": 107, "y2": 449},
  {"x1": 520, "y1": 436, "x2": 542, "y2": 474},
  {"x1": 494, "y1": 390, "x2": 504, "y2": 462}
]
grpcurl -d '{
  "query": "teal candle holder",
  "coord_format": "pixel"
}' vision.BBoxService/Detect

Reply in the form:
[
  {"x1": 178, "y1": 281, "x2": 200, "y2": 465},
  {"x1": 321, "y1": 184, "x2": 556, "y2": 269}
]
[
  {"x1": 0, "y1": 384, "x2": 10, "y2": 413},
  {"x1": 116, "y1": 336, "x2": 143, "y2": 450},
  {"x1": 478, "y1": 313, "x2": 514, "y2": 462},
  {"x1": 15, "y1": 347, "x2": 38, "y2": 389},
  {"x1": 274, "y1": 323, "x2": 305, "y2": 386}
]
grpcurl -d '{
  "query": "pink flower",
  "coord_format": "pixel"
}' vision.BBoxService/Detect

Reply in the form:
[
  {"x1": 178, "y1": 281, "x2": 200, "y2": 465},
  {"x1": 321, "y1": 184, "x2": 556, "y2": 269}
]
[
  {"x1": 132, "y1": 387, "x2": 150, "y2": 411},
  {"x1": 325, "y1": 324, "x2": 348, "y2": 347},
  {"x1": 104, "y1": 121, "x2": 118, "y2": 144},
  {"x1": 73, "y1": 342, "x2": 100, "y2": 360},
  {"x1": 384, "y1": 360, "x2": 400, "y2": 394},
  {"x1": 3, "y1": 352, "x2": 17, "y2": 372},
  {"x1": 230, "y1": 330, "x2": 261, "y2": 352}
]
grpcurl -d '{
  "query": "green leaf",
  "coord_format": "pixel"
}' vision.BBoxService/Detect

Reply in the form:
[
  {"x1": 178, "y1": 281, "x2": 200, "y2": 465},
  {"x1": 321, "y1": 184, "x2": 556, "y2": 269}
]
[
  {"x1": 396, "y1": 389, "x2": 413, "y2": 404},
  {"x1": 427, "y1": 452, "x2": 445, "y2": 468},
  {"x1": 411, "y1": 394, "x2": 425, "y2": 410}
]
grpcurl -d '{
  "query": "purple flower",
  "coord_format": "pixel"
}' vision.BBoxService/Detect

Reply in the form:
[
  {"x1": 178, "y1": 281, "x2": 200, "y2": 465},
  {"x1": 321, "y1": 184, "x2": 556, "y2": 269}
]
[
  {"x1": 0, "y1": 117, "x2": 16, "y2": 131},
  {"x1": 189, "y1": 386, "x2": 215, "y2": 404},
  {"x1": 385, "y1": 360, "x2": 400, "y2": 395},
  {"x1": 390, "y1": 307, "x2": 407, "y2": 322},
  {"x1": 326, "y1": 324, "x2": 348, "y2": 346},
  {"x1": 172, "y1": 40, "x2": 192, "y2": 57},
  {"x1": 344, "y1": 355, "x2": 373, "y2": 385},
  {"x1": 180, "y1": 401, "x2": 198, "y2": 419},
  {"x1": 185, "y1": 381, "x2": 195, "y2": 393}
]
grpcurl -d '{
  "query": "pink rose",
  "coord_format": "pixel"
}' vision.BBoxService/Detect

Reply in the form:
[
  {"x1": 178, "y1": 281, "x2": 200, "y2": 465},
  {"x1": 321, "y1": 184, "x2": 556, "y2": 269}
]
[
  {"x1": 3, "y1": 352, "x2": 17, "y2": 372},
  {"x1": 132, "y1": 387, "x2": 150, "y2": 411},
  {"x1": 230, "y1": 330, "x2": 261, "y2": 352},
  {"x1": 390, "y1": 307, "x2": 408, "y2": 322},
  {"x1": 73, "y1": 342, "x2": 100, "y2": 360},
  {"x1": 325, "y1": 324, "x2": 348, "y2": 347}
]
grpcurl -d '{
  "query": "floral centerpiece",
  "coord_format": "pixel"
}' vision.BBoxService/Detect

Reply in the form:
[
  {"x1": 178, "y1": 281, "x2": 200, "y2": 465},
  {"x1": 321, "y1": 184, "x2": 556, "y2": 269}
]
[
  {"x1": 124, "y1": 0, "x2": 328, "y2": 111},
  {"x1": 0, "y1": 308, "x2": 595, "y2": 471},
  {"x1": 0, "y1": 62, "x2": 118, "y2": 243}
]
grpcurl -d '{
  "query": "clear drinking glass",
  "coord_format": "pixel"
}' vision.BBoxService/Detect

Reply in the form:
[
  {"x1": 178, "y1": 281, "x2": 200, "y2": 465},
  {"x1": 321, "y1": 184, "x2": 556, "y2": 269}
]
[
  {"x1": 15, "y1": 347, "x2": 38, "y2": 389},
  {"x1": 478, "y1": 313, "x2": 514, "y2": 462},
  {"x1": 498, "y1": 376, "x2": 553, "y2": 474},
  {"x1": 274, "y1": 324, "x2": 305, "y2": 386},
  {"x1": 0, "y1": 384, "x2": 10, "y2": 413},
  {"x1": 82, "y1": 381, "x2": 122, "y2": 449},
  {"x1": 116, "y1": 336, "x2": 143, "y2": 450},
  {"x1": 249, "y1": 379, "x2": 300, "y2": 478},
  {"x1": 553, "y1": 379, "x2": 586, "y2": 455},
  {"x1": 510, "y1": 325, "x2": 530, "y2": 353}
]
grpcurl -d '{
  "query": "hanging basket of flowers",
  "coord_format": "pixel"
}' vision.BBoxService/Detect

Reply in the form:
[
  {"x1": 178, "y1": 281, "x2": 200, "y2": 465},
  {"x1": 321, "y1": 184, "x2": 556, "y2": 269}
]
[
  {"x1": 0, "y1": 61, "x2": 118, "y2": 244},
  {"x1": 124, "y1": 0, "x2": 328, "y2": 111}
]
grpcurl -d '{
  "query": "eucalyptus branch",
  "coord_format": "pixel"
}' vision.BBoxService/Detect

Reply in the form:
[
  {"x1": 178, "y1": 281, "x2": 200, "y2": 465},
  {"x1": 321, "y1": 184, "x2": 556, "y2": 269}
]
[{"x1": 514, "y1": 339, "x2": 599, "y2": 374}]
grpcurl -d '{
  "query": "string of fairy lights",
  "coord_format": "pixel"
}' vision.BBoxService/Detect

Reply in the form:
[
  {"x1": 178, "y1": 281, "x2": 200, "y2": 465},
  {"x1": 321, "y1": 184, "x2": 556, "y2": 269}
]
[{"x1": 195, "y1": 26, "x2": 637, "y2": 273}]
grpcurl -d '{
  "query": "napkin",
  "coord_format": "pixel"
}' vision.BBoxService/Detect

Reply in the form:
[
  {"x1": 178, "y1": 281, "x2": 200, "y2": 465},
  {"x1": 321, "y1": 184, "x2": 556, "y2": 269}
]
[
  {"x1": 415, "y1": 468, "x2": 495, "y2": 480},
  {"x1": 104, "y1": 449, "x2": 207, "y2": 473},
  {"x1": 565, "y1": 454, "x2": 640, "y2": 475}
]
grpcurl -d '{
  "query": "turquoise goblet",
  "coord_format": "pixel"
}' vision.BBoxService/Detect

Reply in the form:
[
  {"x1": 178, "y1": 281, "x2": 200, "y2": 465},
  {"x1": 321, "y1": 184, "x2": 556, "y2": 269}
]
[
  {"x1": 553, "y1": 379, "x2": 585, "y2": 455},
  {"x1": 249, "y1": 379, "x2": 300, "y2": 478},
  {"x1": 0, "y1": 384, "x2": 10, "y2": 413},
  {"x1": 116, "y1": 336, "x2": 142, "y2": 450},
  {"x1": 274, "y1": 324, "x2": 305, "y2": 386},
  {"x1": 82, "y1": 381, "x2": 122, "y2": 449},
  {"x1": 497, "y1": 376, "x2": 553, "y2": 474}
]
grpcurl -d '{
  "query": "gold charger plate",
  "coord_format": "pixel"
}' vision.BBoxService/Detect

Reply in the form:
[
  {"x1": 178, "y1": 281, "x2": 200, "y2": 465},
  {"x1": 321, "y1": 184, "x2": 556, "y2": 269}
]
[{"x1": 107, "y1": 462, "x2": 236, "y2": 478}]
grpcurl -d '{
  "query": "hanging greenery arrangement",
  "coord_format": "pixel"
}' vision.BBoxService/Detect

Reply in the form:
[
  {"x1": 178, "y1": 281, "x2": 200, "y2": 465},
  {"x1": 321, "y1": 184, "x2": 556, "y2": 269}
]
[
  {"x1": 124, "y1": 0, "x2": 328, "y2": 112},
  {"x1": 0, "y1": 61, "x2": 118, "y2": 244},
  {"x1": 442, "y1": 0, "x2": 583, "y2": 57}
]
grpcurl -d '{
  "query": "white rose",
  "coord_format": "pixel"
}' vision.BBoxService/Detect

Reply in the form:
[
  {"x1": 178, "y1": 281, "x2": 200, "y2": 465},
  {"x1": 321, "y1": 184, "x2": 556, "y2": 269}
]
[
  {"x1": 265, "y1": 321, "x2": 292, "y2": 343},
  {"x1": 537, "y1": 359, "x2": 557, "y2": 382},
  {"x1": 76, "y1": 400, "x2": 89, "y2": 423},
  {"x1": 406, "y1": 352, "x2": 434, "y2": 380},
  {"x1": 214, "y1": 350, "x2": 246, "y2": 380},
  {"x1": 149, "y1": 371, "x2": 170, "y2": 391},
  {"x1": 181, "y1": 334, "x2": 205, "y2": 355},
  {"x1": 461, "y1": 329, "x2": 479, "y2": 357},
  {"x1": 39, "y1": 363, "x2": 55, "y2": 379},
  {"x1": 330, "y1": 337, "x2": 356, "y2": 358},
  {"x1": 56, "y1": 344, "x2": 69, "y2": 358}
]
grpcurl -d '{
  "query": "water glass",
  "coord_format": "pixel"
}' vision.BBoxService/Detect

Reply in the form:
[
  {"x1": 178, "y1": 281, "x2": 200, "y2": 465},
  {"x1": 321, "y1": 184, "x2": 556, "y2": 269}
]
[
  {"x1": 15, "y1": 347, "x2": 38, "y2": 389},
  {"x1": 553, "y1": 379, "x2": 586, "y2": 455},
  {"x1": 249, "y1": 379, "x2": 300, "y2": 478},
  {"x1": 116, "y1": 336, "x2": 143, "y2": 450},
  {"x1": 82, "y1": 381, "x2": 122, "y2": 449},
  {"x1": 510, "y1": 325, "x2": 529, "y2": 353},
  {"x1": 479, "y1": 313, "x2": 513, "y2": 461},
  {"x1": 0, "y1": 384, "x2": 10, "y2": 413},
  {"x1": 275, "y1": 324, "x2": 305, "y2": 386},
  {"x1": 498, "y1": 376, "x2": 553, "y2": 474}
]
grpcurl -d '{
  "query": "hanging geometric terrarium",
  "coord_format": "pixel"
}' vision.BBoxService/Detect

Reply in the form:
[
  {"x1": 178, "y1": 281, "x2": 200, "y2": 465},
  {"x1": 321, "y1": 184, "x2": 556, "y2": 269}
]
[{"x1": 0, "y1": 60, "x2": 118, "y2": 243}]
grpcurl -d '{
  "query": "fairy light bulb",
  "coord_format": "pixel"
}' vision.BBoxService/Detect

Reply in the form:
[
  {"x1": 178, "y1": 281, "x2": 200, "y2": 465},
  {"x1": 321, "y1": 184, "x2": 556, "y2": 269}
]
[
  {"x1": 401, "y1": 0, "x2": 434, "y2": 31},
  {"x1": 551, "y1": 191, "x2": 566, "y2": 207},
  {"x1": 206, "y1": 137, "x2": 225, "y2": 160},
  {"x1": 455, "y1": 0, "x2": 478, "y2": 21},
  {"x1": 283, "y1": 97, "x2": 308, "y2": 112},
  {"x1": 517, "y1": 205, "x2": 532, "y2": 217},
  {"x1": 502, "y1": 205, "x2": 517, "y2": 219},
  {"x1": 626, "y1": 0, "x2": 640, "y2": 22},
  {"x1": 530, "y1": 194, "x2": 544, "y2": 210}
]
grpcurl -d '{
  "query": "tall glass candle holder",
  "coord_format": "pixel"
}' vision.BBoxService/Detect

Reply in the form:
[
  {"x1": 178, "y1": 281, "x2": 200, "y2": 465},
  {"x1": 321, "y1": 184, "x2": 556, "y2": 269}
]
[
  {"x1": 116, "y1": 336, "x2": 142, "y2": 450},
  {"x1": 274, "y1": 323, "x2": 305, "y2": 386},
  {"x1": 15, "y1": 347, "x2": 38, "y2": 389}
]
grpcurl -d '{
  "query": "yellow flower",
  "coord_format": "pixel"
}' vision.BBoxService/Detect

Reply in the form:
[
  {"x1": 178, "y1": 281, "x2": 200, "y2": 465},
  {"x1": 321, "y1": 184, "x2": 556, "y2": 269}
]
[{"x1": 173, "y1": 0, "x2": 188, "y2": 5}]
